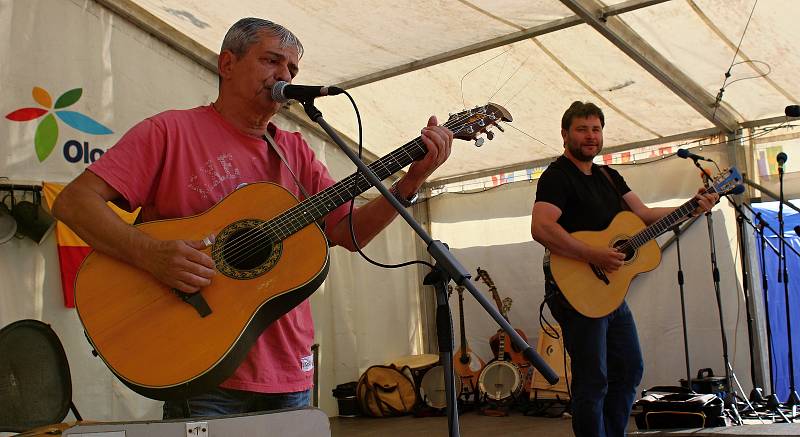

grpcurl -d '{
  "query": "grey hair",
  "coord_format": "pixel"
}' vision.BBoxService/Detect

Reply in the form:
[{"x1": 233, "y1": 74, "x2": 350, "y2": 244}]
[{"x1": 221, "y1": 18, "x2": 304, "y2": 58}]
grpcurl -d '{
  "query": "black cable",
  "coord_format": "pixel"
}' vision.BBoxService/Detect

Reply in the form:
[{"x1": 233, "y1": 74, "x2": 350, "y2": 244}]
[
  {"x1": 341, "y1": 90, "x2": 434, "y2": 271},
  {"x1": 711, "y1": 0, "x2": 760, "y2": 122}
]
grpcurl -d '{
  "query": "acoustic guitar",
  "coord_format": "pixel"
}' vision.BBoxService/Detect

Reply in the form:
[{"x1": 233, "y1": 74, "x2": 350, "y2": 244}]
[
  {"x1": 74, "y1": 104, "x2": 512, "y2": 400},
  {"x1": 475, "y1": 267, "x2": 528, "y2": 367},
  {"x1": 549, "y1": 167, "x2": 742, "y2": 318},
  {"x1": 449, "y1": 284, "x2": 486, "y2": 384}
]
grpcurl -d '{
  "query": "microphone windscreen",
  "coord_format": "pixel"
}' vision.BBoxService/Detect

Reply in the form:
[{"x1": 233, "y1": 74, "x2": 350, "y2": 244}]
[
  {"x1": 676, "y1": 148, "x2": 689, "y2": 159},
  {"x1": 786, "y1": 105, "x2": 800, "y2": 118},
  {"x1": 729, "y1": 185, "x2": 745, "y2": 195},
  {"x1": 777, "y1": 152, "x2": 788, "y2": 165}
]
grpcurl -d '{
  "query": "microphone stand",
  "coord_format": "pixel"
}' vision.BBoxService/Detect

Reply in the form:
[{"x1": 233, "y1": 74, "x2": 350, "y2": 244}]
[
  {"x1": 746, "y1": 207, "x2": 792, "y2": 423},
  {"x1": 692, "y1": 159, "x2": 742, "y2": 425},
  {"x1": 298, "y1": 99, "x2": 558, "y2": 437},
  {"x1": 776, "y1": 163, "x2": 800, "y2": 411},
  {"x1": 728, "y1": 196, "x2": 763, "y2": 405},
  {"x1": 672, "y1": 225, "x2": 693, "y2": 393}
]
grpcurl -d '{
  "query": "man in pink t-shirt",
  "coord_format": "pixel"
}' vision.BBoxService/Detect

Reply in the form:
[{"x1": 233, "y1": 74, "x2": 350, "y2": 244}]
[{"x1": 53, "y1": 18, "x2": 453, "y2": 418}]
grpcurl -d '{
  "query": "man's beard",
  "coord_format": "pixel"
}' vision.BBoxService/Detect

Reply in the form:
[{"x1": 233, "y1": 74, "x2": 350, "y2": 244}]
[{"x1": 566, "y1": 140, "x2": 601, "y2": 162}]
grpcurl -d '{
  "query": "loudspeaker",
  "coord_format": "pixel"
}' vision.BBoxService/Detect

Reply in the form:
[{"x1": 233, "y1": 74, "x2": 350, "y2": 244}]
[
  {"x1": 530, "y1": 324, "x2": 571, "y2": 397},
  {"x1": 12, "y1": 191, "x2": 55, "y2": 244}
]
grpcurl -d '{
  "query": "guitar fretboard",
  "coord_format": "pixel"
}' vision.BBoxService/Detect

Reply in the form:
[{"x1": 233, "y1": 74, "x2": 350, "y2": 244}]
[
  {"x1": 263, "y1": 113, "x2": 474, "y2": 241},
  {"x1": 620, "y1": 185, "x2": 718, "y2": 251}
]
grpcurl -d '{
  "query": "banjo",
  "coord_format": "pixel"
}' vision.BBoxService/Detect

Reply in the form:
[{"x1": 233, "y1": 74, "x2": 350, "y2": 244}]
[{"x1": 477, "y1": 296, "x2": 523, "y2": 402}]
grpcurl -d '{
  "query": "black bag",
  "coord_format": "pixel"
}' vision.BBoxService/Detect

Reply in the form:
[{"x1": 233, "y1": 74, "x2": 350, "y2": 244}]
[{"x1": 634, "y1": 386, "x2": 730, "y2": 430}]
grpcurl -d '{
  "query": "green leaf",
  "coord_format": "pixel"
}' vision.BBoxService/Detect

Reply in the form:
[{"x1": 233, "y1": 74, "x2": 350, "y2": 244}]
[
  {"x1": 34, "y1": 114, "x2": 58, "y2": 161},
  {"x1": 54, "y1": 88, "x2": 83, "y2": 109}
]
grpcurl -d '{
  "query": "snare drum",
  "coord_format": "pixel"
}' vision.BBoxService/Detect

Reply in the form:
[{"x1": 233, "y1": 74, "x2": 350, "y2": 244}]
[
  {"x1": 419, "y1": 365, "x2": 463, "y2": 409},
  {"x1": 478, "y1": 360, "x2": 522, "y2": 401},
  {"x1": 389, "y1": 354, "x2": 439, "y2": 389}
]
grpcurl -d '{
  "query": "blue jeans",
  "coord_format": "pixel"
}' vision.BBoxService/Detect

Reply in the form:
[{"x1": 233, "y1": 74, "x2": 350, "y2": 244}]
[
  {"x1": 162, "y1": 387, "x2": 311, "y2": 419},
  {"x1": 546, "y1": 283, "x2": 643, "y2": 437}
]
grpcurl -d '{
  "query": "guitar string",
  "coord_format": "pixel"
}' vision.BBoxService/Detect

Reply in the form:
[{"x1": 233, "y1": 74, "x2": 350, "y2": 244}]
[
  {"x1": 616, "y1": 181, "x2": 725, "y2": 253},
  {"x1": 219, "y1": 110, "x2": 489, "y2": 267},
  {"x1": 218, "y1": 111, "x2": 478, "y2": 265}
]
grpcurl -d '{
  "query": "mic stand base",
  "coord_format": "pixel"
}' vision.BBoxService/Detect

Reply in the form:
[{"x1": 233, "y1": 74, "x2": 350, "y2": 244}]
[
  {"x1": 787, "y1": 390, "x2": 800, "y2": 406},
  {"x1": 749, "y1": 387, "x2": 765, "y2": 404},
  {"x1": 764, "y1": 393, "x2": 793, "y2": 423}
]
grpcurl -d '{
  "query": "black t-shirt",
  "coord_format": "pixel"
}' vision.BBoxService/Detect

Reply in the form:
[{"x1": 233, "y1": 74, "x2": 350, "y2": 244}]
[{"x1": 535, "y1": 155, "x2": 631, "y2": 234}]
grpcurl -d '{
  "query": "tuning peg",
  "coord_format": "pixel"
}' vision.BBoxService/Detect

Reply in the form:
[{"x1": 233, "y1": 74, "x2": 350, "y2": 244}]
[
  {"x1": 474, "y1": 137, "x2": 485, "y2": 147},
  {"x1": 495, "y1": 124, "x2": 505, "y2": 132},
  {"x1": 486, "y1": 131, "x2": 495, "y2": 140}
]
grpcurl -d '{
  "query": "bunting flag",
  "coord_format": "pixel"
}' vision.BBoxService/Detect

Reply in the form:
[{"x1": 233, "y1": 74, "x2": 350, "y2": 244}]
[{"x1": 42, "y1": 182, "x2": 138, "y2": 308}]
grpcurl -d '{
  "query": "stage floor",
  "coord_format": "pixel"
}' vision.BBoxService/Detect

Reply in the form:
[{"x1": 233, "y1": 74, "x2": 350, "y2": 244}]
[{"x1": 330, "y1": 412, "x2": 799, "y2": 437}]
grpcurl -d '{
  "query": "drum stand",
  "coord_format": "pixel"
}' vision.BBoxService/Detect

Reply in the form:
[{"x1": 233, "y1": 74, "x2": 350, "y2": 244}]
[{"x1": 299, "y1": 99, "x2": 558, "y2": 437}]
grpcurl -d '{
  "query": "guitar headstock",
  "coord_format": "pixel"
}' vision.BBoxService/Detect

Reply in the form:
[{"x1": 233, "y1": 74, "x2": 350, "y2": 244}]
[
  {"x1": 475, "y1": 267, "x2": 496, "y2": 289},
  {"x1": 709, "y1": 167, "x2": 743, "y2": 196},
  {"x1": 447, "y1": 103, "x2": 512, "y2": 147},
  {"x1": 501, "y1": 297, "x2": 513, "y2": 319},
  {"x1": 475, "y1": 267, "x2": 503, "y2": 311}
]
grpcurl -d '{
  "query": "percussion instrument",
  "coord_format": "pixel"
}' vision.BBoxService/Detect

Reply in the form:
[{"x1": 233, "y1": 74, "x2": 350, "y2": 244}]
[
  {"x1": 419, "y1": 365, "x2": 463, "y2": 409},
  {"x1": 388, "y1": 354, "x2": 439, "y2": 389}
]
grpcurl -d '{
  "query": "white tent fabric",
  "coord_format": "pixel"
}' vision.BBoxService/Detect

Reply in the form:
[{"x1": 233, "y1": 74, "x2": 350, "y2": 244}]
[
  {"x1": 121, "y1": 0, "x2": 799, "y2": 181},
  {"x1": 1, "y1": 0, "x2": 797, "y2": 424}
]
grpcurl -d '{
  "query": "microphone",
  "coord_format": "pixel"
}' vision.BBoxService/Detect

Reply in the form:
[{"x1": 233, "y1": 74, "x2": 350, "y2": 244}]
[
  {"x1": 676, "y1": 148, "x2": 713, "y2": 162},
  {"x1": 795, "y1": 225, "x2": 800, "y2": 237},
  {"x1": 271, "y1": 81, "x2": 344, "y2": 103},
  {"x1": 777, "y1": 152, "x2": 787, "y2": 173},
  {"x1": 786, "y1": 105, "x2": 800, "y2": 118}
]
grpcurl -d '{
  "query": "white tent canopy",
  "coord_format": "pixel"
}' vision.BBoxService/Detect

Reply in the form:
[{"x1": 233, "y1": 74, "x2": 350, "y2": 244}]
[{"x1": 108, "y1": 0, "x2": 798, "y2": 182}]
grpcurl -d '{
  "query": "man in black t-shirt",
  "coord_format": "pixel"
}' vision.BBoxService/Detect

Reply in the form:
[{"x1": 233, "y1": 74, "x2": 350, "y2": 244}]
[{"x1": 531, "y1": 101, "x2": 717, "y2": 437}]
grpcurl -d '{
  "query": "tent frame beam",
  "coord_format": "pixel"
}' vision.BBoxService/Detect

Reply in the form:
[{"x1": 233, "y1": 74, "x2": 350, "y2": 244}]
[
  {"x1": 335, "y1": 0, "x2": 671, "y2": 91},
  {"x1": 558, "y1": 0, "x2": 739, "y2": 133}
]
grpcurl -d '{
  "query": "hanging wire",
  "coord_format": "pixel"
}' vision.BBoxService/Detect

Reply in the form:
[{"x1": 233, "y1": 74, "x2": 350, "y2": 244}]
[
  {"x1": 460, "y1": 48, "x2": 512, "y2": 109},
  {"x1": 711, "y1": 0, "x2": 760, "y2": 121}
]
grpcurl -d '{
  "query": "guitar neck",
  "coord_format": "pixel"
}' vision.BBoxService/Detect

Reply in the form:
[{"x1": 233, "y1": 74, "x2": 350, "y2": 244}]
[
  {"x1": 457, "y1": 289, "x2": 468, "y2": 351},
  {"x1": 265, "y1": 116, "x2": 468, "y2": 240},
  {"x1": 497, "y1": 327, "x2": 506, "y2": 361},
  {"x1": 625, "y1": 186, "x2": 717, "y2": 250}
]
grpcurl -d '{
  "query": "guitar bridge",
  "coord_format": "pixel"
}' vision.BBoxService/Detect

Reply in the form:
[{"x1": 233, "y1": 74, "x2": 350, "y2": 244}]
[
  {"x1": 172, "y1": 289, "x2": 213, "y2": 318},
  {"x1": 590, "y1": 264, "x2": 610, "y2": 285}
]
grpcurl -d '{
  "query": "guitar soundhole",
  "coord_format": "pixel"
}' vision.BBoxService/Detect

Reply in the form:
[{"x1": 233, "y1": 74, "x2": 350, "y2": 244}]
[
  {"x1": 612, "y1": 239, "x2": 635, "y2": 262},
  {"x1": 213, "y1": 219, "x2": 283, "y2": 280},
  {"x1": 222, "y1": 227, "x2": 273, "y2": 270}
]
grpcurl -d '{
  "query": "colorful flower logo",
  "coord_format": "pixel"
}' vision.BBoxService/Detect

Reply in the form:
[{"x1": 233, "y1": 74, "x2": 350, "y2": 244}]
[{"x1": 5, "y1": 86, "x2": 113, "y2": 162}]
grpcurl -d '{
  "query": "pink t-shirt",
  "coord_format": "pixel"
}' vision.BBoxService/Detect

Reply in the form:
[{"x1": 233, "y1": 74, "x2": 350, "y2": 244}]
[{"x1": 89, "y1": 105, "x2": 349, "y2": 393}]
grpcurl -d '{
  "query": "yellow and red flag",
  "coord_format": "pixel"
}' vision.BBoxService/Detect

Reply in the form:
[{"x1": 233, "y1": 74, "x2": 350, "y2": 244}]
[{"x1": 42, "y1": 182, "x2": 138, "y2": 307}]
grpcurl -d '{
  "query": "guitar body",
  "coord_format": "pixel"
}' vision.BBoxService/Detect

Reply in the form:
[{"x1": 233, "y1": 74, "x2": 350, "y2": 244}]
[
  {"x1": 75, "y1": 182, "x2": 330, "y2": 400},
  {"x1": 550, "y1": 211, "x2": 661, "y2": 318},
  {"x1": 453, "y1": 345, "x2": 486, "y2": 381}
]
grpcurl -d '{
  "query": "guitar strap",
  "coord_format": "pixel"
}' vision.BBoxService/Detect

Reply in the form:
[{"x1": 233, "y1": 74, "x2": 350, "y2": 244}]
[
  {"x1": 263, "y1": 132, "x2": 328, "y2": 230},
  {"x1": 597, "y1": 165, "x2": 631, "y2": 212},
  {"x1": 263, "y1": 132, "x2": 312, "y2": 201}
]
